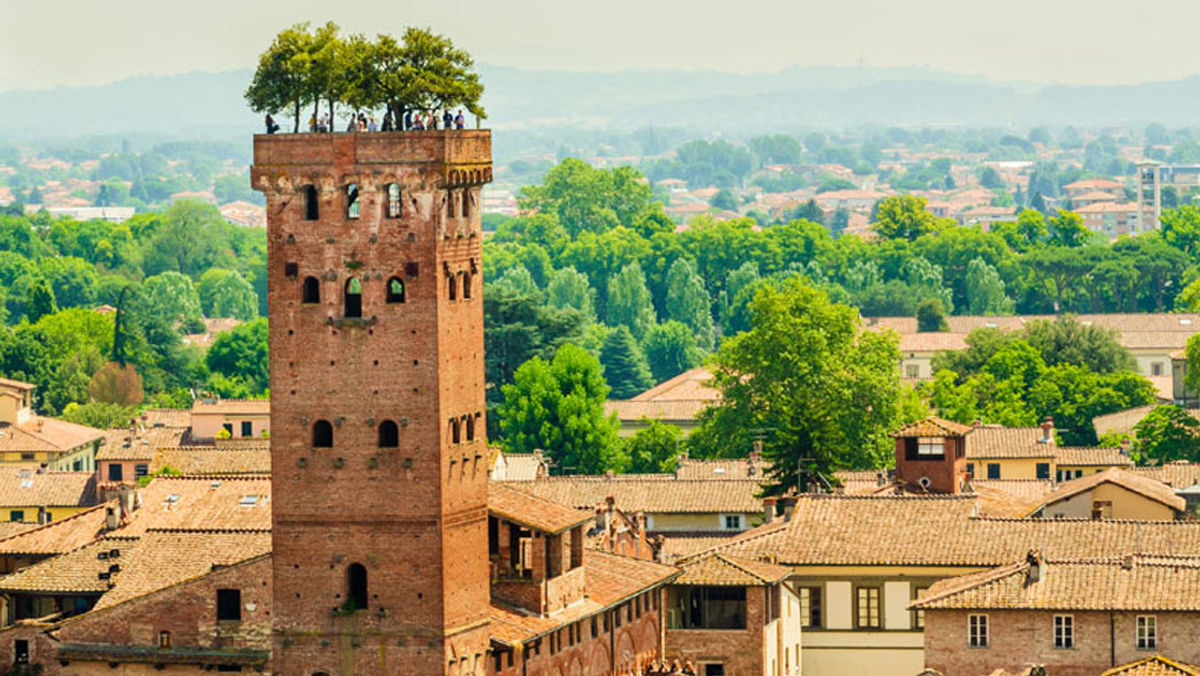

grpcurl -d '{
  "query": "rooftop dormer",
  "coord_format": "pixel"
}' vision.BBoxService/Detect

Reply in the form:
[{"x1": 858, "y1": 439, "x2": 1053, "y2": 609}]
[{"x1": 892, "y1": 416, "x2": 972, "y2": 494}]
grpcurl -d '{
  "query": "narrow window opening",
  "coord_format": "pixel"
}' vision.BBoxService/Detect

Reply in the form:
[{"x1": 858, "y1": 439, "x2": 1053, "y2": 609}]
[
  {"x1": 344, "y1": 278, "x2": 362, "y2": 318},
  {"x1": 448, "y1": 275, "x2": 457, "y2": 301},
  {"x1": 386, "y1": 183, "x2": 402, "y2": 219},
  {"x1": 378, "y1": 420, "x2": 399, "y2": 448},
  {"x1": 216, "y1": 589, "x2": 241, "y2": 621},
  {"x1": 302, "y1": 277, "x2": 320, "y2": 304},
  {"x1": 312, "y1": 420, "x2": 333, "y2": 448},
  {"x1": 285, "y1": 262, "x2": 299, "y2": 278},
  {"x1": 159, "y1": 631, "x2": 172, "y2": 649},
  {"x1": 462, "y1": 272, "x2": 472, "y2": 300},
  {"x1": 387, "y1": 277, "x2": 406, "y2": 303},
  {"x1": 347, "y1": 564, "x2": 368, "y2": 610},
  {"x1": 451, "y1": 419, "x2": 461, "y2": 444},
  {"x1": 462, "y1": 188, "x2": 471, "y2": 218},
  {"x1": 346, "y1": 184, "x2": 360, "y2": 219},
  {"x1": 466, "y1": 415, "x2": 476, "y2": 442},
  {"x1": 304, "y1": 185, "x2": 319, "y2": 220}
]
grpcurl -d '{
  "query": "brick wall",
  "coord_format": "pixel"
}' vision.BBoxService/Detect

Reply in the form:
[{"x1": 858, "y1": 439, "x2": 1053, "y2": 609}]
[
  {"x1": 666, "y1": 584, "x2": 768, "y2": 675},
  {"x1": 254, "y1": 130, "x2": 492, "y2": 675},
  {"x1": 925, "y1": 608, "x2": 1200, "y2": 676}
]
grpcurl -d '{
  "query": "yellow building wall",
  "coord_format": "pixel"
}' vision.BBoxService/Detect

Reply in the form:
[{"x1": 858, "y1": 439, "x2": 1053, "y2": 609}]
[
  {"x1": 970, "y1": 456, "x2": 1053, "y2": 480},
  {"x1": 647, "y1": 512, "x2": 759, "y2": 532},
  {"x1": 0, "y1": 397, "x2": 19, "y2": 424},
  {"x1": 0, "y1": 505, "x2": 89, "y2": 523},
  {"x1": 1042, "y1": 484, "x2": 1176, "y2": 520},
  {"x1": 801, "y1": 630, "x2": 924, "y2": 676}
]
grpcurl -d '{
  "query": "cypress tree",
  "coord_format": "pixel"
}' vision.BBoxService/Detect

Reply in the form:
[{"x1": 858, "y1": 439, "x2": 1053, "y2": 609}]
[{"x1": 599, "y1": 326, "x2": 654, "y2": 399}]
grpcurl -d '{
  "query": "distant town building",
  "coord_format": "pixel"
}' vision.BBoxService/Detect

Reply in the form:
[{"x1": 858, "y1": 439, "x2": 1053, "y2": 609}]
[{"x1": 21, "y1": 205, "x2": 135, "y2": 223}]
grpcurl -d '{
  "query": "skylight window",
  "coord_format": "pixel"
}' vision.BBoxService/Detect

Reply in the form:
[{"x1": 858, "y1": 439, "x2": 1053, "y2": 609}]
[
  {"x1": 239, "y1": 495, "x2": 260, "y2": 506},
  {"x1": 164, "y1": 494, "x2": 180, "y2": 504},
  {"x1": 19, "y1": 480, "x2": 32, "y2": 489}
]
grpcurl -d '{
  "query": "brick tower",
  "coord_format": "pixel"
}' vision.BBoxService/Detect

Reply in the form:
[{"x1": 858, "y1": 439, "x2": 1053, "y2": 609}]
[{"x1": 251, "y1": 130, "x2": 492, "y2": 675}]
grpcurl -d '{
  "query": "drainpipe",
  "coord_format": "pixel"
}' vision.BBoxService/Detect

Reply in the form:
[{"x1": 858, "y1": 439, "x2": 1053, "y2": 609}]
[{"x1": 1110, "y1": 611, "x2": 1115, "y2": 667}]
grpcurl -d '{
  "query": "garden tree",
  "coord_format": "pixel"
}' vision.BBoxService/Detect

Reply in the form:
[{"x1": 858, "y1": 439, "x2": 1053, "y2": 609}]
[
  {"x1": 903, "y1": 256, "x2": 954, "y2": 313},
  {"x1": 366, "y1": 27, "x2": 485, "y2": 121},
  {"x1": 1161, "y1": 205, "x2": 1200, "y2": 259},
  {"x1": 748, "y1": 134, "x2": 803, "y2": 165},
  {"x1": 490, "y1": 213, "x2": 570, "y2": 257},
  {"x1": 518, "y1": 159, "x2": 662, "y2": 238},
  {"x1": 871, "y1": 195, "x2": 948, "y2": 241},
  {"x1": 546, "y1": 266, "x2": 596, "y2": 323},
  {"x1": 688, "y1": 278, "x2": 903, "y2": 492},
  {"x1": 978, "y1": 166, "x2": 1003, "y2": 189},
  {"x1": 483, "y1": 284, "x2": 586, "y2": 407},
  {"x1": 1022, "y1": 317, "x2": 1136, "y2": 374},
  {"x1": 87, "y1": 362, "x2": 144, "y2": 406},
  {"x1": 37, "y1": 256, "x2": 96, "y2": 309},
  {"x1": 916, "y1": 297, "x2": 949, "y2": 332},
  {"x1": 1133, "y1": 405, "x2": 1200, "y2": 464},
  {"x1": 302, "y1": 22, "x2": 343, "y2": 123},
  {"x1": 196, "y1": 269, "x2": 258, "y2": 320},
  {"x1": 644, "y1": 321, "x2": 703, "y2": 383},
  {"x1": 664, "y1": 258, "x2": 715, "y2": 351},
  {"x1": 142, "y1": 272, "x2": 202, "y2": 324},
  {"x1": 721, "y1": 262, "x2": 760, "y2": 326},
  {"x1": 965, "y1": 257, "x2": 1014, "y2": 315},
  {"x1": 599, "y1": 326, "x2": 654, "y2": 399},
  {"x1": 25, "y1": 278, "x2": 56, "y2": 323},
  {"x1": 483, "y1": 241, "x2": 554, "y2": 288},
  {"x1": 1116, "y1": 234, "x2": 1190, "y2": 312},
  {"x1": 491, "y1": 264, "x2": 541, "y2": 298},
  {"x1": 710, "y1": 189, "x2": 738, "y2": 211},
  {"x1": 497, "y1": 344, "x2": 623, "y2": 474},
  {"x1": 59, "y1": 401, "x2": 139, "y2": 430},
  {"x1": 1185, "y1": 333, "x2": 1200, "y2": 396},
  {"x1": 624, "y1": 420, "x2": 683, "y2": 474},
  {"x1": 140, "y1": 201, "x2": 230, "y2": 278},
  {"x1": 557, "y1": 226, "x2": 652, "y2": 318},
  {"x1": 1048, "y1": 209, "x2": 1090, "y2": 247},
  {"x1": 206, "y1": 318, "x2": 270, "y2": 396},
  {"x1": 1023, "y1": 246, "x2": 1089, "y2": 312},
  {"x1": 47, "y1": 346, "x2": 106, "y2": 415},
  {"x1": 606, "y1": 262, "x2": 657, "y2": 341},
  {"x1": 671, "y1": 139, "x2": 754, "y2": 188},
  {"x1": 245, "y1": 22, "x2": 315, "y2": 131}
]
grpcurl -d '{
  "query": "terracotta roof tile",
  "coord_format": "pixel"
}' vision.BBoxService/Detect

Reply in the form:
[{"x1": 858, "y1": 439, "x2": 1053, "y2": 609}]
[
  {"x1": 1035, "y1": 469, "x2": 1185, "y2": 514},
  {"x1": 489, "y1": 483, "x2": 591, "y2": 534},
  {"x1": 966, "y1": 426, "x2": 1055, "y2": 459},
  {"x1": 151, "y1": 446, "x2": 270, "y2": 475},
  {"x1": 674, "y1": 457, "x2": 769, "y2": 480},
  {"x1": 97, "y1": 427, "x2": 189, "y2": 461},
  {"x1": 1055, "y1": 446, "x2": 1133, "y2": 467},
  {"x1": 704, "y1": 495, "x2": 1200, "y2": 567},
  {"x1": 1094, "y1": 405, "x2": 1159, "y2": 437},
  {"x1": 1135, "y1": 461, "x2": 1200, "y2": 488},
  {"x1": 137, "y1": 408, "x2": 191, "y2": 429},
  {"x1": 0, "y1": 501, "x2": 114, "y2": 556},
  {"x1": 0, "y1": 468, "x2": 96, "y2": 506},
  {"x1": 190, "y1": 399, "x2": 270, "y2": 415},
  {"x1": 497, "y1": 453, "x2": 546, "y2": 481},
  {"x1": 0, "y1": 416, "x2": 104, "y2": 453},
  {"x1": 913, "y1": 555, "x2": 1200, "y2": 612},
  {"x1": 605, "y1": 400, "x2": 711, "y2": 422},
  {"x1": 0, "y1": 537, "x2": 139, "y2": 594},
  {"x1": 1101, "y1": 656, "x2": 1200, "y2": 676},
  {"x1": 893, "y1": 417, "x2": 972, "y2": 438},
  {"x1": 0, "y1": 378, "x2": 35, "y2": 390},
  {"x1": 673, "y1": 552, "x2": 791, "y2": 586},
  {"x1": 657, "y1": 534, "x2": 740, "y2": 563},
  {"x1": 92, "y1": 530, "x2": 271, "y2": 611},
  {"x1": 124, "y1": 475, "x2": 271, "y2": 534},
  {"x1": 517, "y1": 477, "x2": 762, "y2": 514},
  {"x1": 629, "y1": 368, "x2": 717, "y2": 403}
]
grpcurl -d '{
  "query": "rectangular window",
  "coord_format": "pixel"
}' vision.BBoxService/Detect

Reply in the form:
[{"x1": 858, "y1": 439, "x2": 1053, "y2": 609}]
[
  {"x1": 216, "y1": 589, "x2": 242, "y2": 621},
  {"x1": 1137, "y1": 615, "x2": 1156, "y2": 649},
  {"x1": 241, "y1": 421, "x2": 253, "y2": 437},
  {"x1": 1036, "y1": 463, "x2": 1050, "y2": 480},
  {"x1": 799, "y1": 587, "x2": 822, "y2": 628},
  {"x1": 346, "y1": 184, "x2": 360, "y2": 219},
  {"x1": 591, "y1": 616, "x2": 598, "y2": 639},
  {"x1": 222, "y1": 423, "x2": 233, "y2": 437},
  {"x1": 905, "y1": 364, "x2": 920, "y2": 378},
  {"x1": 108, "y1": 464, "x2": 123, "y2": 481},
  {"x1": 855, "y1": 587, "x2": 881, "y2": 629},
  {"x1": 20, "y1": 453, "x2": 33, "y2": 461},
  {"x1": 966, "y1": 463, "x2": 974, "y2": 478},
  {"x1": 723, "y1": 515, "x2": 743, "y2": 530},
  {"x1": 1054, "y1": 615, "x2": 1074, "y2": 649},
  {"x1": 135, "y1": 464, "x2": 149, "y2": 477},
  {"x1": 1153, "y1": 362, "x2": 1164, "y2": 376},
  {"x1": 703, "y1": 665, "x2": 725, "y2": 676},
  {"x1": 917, "y1": 437, "x2": 944, "y2": 456},
  {"x1": 667, "y1": 586, "x2": 747, "y2": 630},
  {"x1": 13, "y1": 639, "x2": 28, "y2": 664},
  {"x1": 912, "y1": 586, "x2": 929, "y2": 629},
  {"x1": 968, "y1": 614, "x2": 989, "y2": 648},
  {"x1": 986, "y1": 463, "x2": 1000, "y2": 480}
]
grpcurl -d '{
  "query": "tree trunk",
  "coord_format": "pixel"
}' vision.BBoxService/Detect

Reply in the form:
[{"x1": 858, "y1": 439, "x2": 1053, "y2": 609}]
[
  {"x1": 293, "y1": 99, "x2": 300, "y2": 133},
  {"x1": 329, "y1": 101, "x2": 334, "y2": 132}
]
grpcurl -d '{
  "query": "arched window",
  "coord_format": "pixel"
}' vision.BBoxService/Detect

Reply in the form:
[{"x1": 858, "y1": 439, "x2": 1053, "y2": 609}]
[
  {"x1": 378, "y1": 420, "x2": 399, "y2": 448},
  {"x1": 312, "y1": 420, "x2": 333, "y2": 448},
  {"x1": 344, "y1": 278, "x2": 362, "y2": 318},
  {"x1": 386, "y1": 277, "x2": 405, "y2": 304},
  {"x1": 461, "y1": 188, "x2": 471, "y2": 218},
  {"x1": 345, "y1": 184, "x2": 360, "y2": 219},
  {"x1": 385, "y1": 183, "x2": 401, "y2": 219},
  {"x1": 465, "y1": 415, "x2": 475, "y2": 442},
  {"x1": 450, "y1": 419, "x2": 461, "y2": 444},
  {"x1": 304, "y1": 185, "x2": 319, "y2": 220},
  {"x1": 447, "y1": 274, "x2": 458, "y2": 301},
  {"x1": 346, "y1": 563, "x2": 368, "y2": 610},
  {"x1": 302, "y1": 276, "x2": 320, "y2": 304},
  {"x1": 462, "y1": 272, "x2": 472, "y2": 300}
]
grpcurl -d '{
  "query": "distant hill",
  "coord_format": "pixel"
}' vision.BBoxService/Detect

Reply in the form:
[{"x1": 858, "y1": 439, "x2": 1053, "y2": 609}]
[{"x1": 2, "y1": 65, "x2": 1199, "y2": 142}]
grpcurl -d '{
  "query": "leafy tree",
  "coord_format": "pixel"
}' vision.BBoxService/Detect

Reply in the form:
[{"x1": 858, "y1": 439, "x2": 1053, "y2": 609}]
[
  {"x1": 483, "y1": 285, "x2": 586, "y2": 409},
  {"x1": 664, "y1": 258, "x2": 715, "y2": 351},
  {"x1": 60, "y1": 401, "x2": 139, "y2": 430},
  {"x1": 644, "y1": 321, "x2": 703, "y2": 383},
  {"x1": 142, "y1": 272, "x2": 202, "y2": 324},
  {"x1": 206, "y1": 318, "x2": 269, "y2": 395},
  {"x1": 688, "y1": 278, "x2": 903, "y2": 491},
  {"x1": 87, "y1": 362, "x2": 144, "y2": 406},
  {"x1": 916, "y1": 298, "x2": 949, "y2": 332},
  {"x1": 141, "y1": 201, "x2": 229, "y2": 278},
  {"x1": 1048, "y1": 209, "x2": 1090, "y2": 247},
  {"x1": 244, "y1": 22, "x2": 315, "y2": 131},
  {"x1": 519, "y1": 159, "x2": 661, "y2": 238},
  {"x1": 606, "y1": 263, "x2": 657, "y2": 341},
  {"x1": 38, "y1": 256, "x2": 96, "y2": 309},
  {"x1": 871, "y1": 195, "x2": 947, "y2": 241},
  {"x1": 492, "y1": 264, "x2": 541, "y2": 298},
  {"x1": 1022, "y1": 317, "x2": 1135, "y2": 374},
  {"x1": 497, "y1": 344, "x2": 623, "y2": 474},
  {"x1": 1185, "y1": 333, "x2": 1200, "y2": 396},
  {"x1": 25, "y1": 277, "x2": 56, "y2": 323},
  {"x1": 624, "y1": 420, "x2": 683, "y2": 474},
  {"x1": 978, "y1": 166, "x2": 1003, "y2": 189},
  {"x1": 197, "y1": 269, "x2": 258, "y2": 320},
  {"x1": 1133, "y1": 405, "x2": 1200, "y2": 464},
  {"x1": 749, "y1": 134, "x2": 803, "y2": 165},
  {"x1": 1161, "y1": 205, "x2": 1200, "y2": 259},
  {"x1": 965, "y1": 257, "x2": 1014, "y2": 315},
  {"x1": 546, "y1": 266, "x2": 596, "y2": 323},
  {"x1": 599, "y1": 326, "x2": 654, "y2": 399},
  {"x1": 710, "y1": 189, "x2": 738, "y2": 211},
  {"x1": 366, "y1": 27, "x2": 485, "y2": 120}
]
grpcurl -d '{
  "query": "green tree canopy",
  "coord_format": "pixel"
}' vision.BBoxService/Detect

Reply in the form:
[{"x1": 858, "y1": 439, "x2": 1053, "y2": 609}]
[
  {"x1": 871, "y1": 195, "x2": 948, "y2": 241},
  {"x1": 1133, "y1": 405, "x2": 1200, "y2": 464},
  {"x1": 624, "y1": 420, "x2": 683, "y2": 474},
  {"x1": 606, "y1": 262, "x2": 657, "y2": 341},
  {"x1": 546, "y1": 266, "x2": 596, "y2": 323},
  {"x1": 599, "y1": 326, "x2": 654, "y2": 399},
  {"x1": 197, "y1": 269, "x2": 258, "y2": 320},
  {"x1": 644, "y1": 321, "x2": 703, "y2": 383},
  {"x1": 142, "y1": 272, "x2": 202, "y2": 325},
  {"x1": 206, "y1": 318, "x2": 269, "y2": 396},
  {"x1": 664, "y1": 257, "x2": 715, "y2": 351}
]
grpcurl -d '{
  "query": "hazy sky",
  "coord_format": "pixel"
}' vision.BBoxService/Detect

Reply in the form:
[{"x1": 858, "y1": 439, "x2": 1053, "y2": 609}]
[{"x1": 3, "y1": 0, "x2": 1198, "y2": 92}]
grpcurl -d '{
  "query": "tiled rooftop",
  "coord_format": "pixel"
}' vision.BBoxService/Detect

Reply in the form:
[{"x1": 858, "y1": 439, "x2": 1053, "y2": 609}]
[
  {"x1": 517, "y1": 476, "x2": 763, "y2": 514},
  {"x1": 1035, "y1": 468, "x2": 1185, "y2": 515},
  {"x1": 488, "y1": 483, "x2": 591, "y2": 534},
  {"x1": 0, "y1": 537, "x2": 139, "y2": 594},
  {"x1": 1100, "y1": 656, "x2": 1200, "y2": 676},
  {"x1": 151, "y1": 446, "x2": 270, "y2": 475},
  {"x1": 97, "y1": 426, "x2": 189, "y2": 461},
  {"x1": 1055, "y1": 446, "x2": 1133, "y2": 467},
  {"x1": 673, "y1": 552, "x2": 791, "y2": 587},
  {"x1": 0, "y1": 502, "x2": 114, "y2": 556},
  {"x1": 124, "y1": 475, "x2": 271, "y2": 534},
  {"x1": 966, "y1": 426, "x2": 1055, "y2": 459},
  {"x1": 0, "y1": 467, "x2": 96, "y2": 506},
  {"x1": 0, "y1": 416, "x2": 104, "y2": 453}
]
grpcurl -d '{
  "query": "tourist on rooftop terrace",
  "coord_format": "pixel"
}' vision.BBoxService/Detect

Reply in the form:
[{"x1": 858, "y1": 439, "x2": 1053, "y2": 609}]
[
  {"x1": 264, "y1": 114, "x2": 279, "y2": 134},
  {"x1": 368, "y1": 115, "x2": 378, "y2": 132},
  {"x1": 412, "y1": 113, "x2": 424, "y2": 130},
  {"x1": 381, "y1": 110, "x2": 394, "y2": 131},
  {"x1": 454, "y1": 110, "x2": 465, "y2": 129},
  {"x1": 443, "y1": 110, "x2": 453, "y2": 129}
]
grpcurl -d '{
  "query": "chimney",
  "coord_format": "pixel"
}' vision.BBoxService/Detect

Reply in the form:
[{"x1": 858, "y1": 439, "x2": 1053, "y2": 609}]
[
  {"x1": 876, "y1": 470, "x2": 887, "y2": 487},
  {"x1": 37, "y1": 463, "x2": 46, "y2": 475},
  {"x1": 1119, "y1": 437, "x2": 1132, "y2": 455},
  {"x1": 748, "y1": 443, "x2": 762, "y2": 477},
  {"x1": 104, "y1": 505, "x2": 120, "y2": 532},
  {"x1": 763, "y1": 497, "x2": 777, "y2": 522},
  {"x1": 594, "y1": 505, "x2": 607, "y2": 531},
  {"x1": 777, "y1": 494, "x2": 797, "y2": 522},
  {"x1": 605, "y1": 470, "x2": 614, "y2": 480},
  {"x1": 1039, "y1": 417, "x2": 1054, "y2": 444},
  {"x1": 972, "y1": 419, "x2": 982, "y2": 428},
  {"x1": 1122, "y1": 554, "x2": 1135, "y2": 570},
  {"x1": 1025, "y1": 549, "x2": 1044, "y2": 583}
]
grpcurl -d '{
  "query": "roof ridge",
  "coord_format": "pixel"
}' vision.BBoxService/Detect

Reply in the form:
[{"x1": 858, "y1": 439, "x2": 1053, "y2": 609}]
[
  {"x1": 142, "y1": 527, "x2": 272, "y2": 534},
  {"x1": 0, "y1": 500, "x2": 113, "y2": 546}
]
